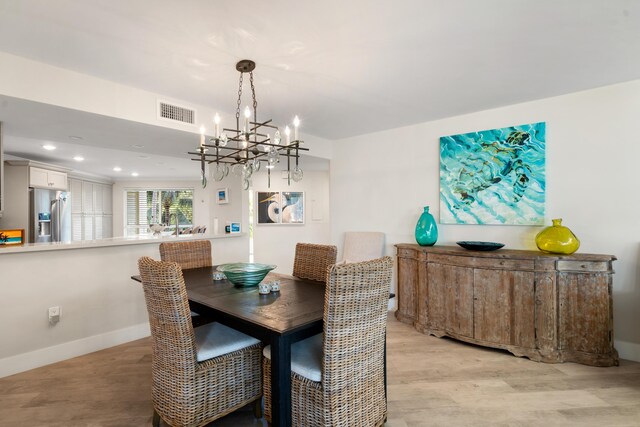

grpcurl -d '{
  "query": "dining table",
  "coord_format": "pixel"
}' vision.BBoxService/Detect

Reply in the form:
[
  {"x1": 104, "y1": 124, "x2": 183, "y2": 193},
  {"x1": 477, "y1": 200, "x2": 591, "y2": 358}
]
[{"x1": 131, "y1": 266, "x2": 325, "y2": 427}]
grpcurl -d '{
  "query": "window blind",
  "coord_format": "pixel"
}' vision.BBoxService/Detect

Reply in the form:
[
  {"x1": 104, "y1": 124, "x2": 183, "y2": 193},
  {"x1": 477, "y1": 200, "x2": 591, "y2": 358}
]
[{"x1": 125, "y1": 189, "x2": 194, "y2": 236}]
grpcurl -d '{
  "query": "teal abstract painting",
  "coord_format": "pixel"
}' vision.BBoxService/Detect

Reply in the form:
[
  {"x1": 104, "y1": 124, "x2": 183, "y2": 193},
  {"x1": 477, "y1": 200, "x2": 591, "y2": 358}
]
[{"x1": 440, "y1": 122, "x2": 546, "y2": 225}]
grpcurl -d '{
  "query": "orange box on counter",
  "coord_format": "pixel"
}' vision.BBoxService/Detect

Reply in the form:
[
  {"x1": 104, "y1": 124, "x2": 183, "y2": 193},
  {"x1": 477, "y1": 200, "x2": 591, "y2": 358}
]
[{"x1": 0, "y1": 229, "x2": 25, "y2": 246}]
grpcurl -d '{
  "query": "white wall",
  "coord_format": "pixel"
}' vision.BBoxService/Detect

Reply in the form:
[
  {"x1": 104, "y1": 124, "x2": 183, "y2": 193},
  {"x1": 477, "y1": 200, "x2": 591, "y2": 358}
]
[
  {"x1": 112, "y1": 180, "x2": 211, "y2": 237},
  {"x1": 251, "y1": 170, "x2": 331, "y2": 275},
  {"x1": 0, "y1": 235, "x2": 248, "y2": 378},
  {"x1": 209, "y1": 173, "x2": 244, "y2": 239},
  {"x1": 331, "y1": 80, "x2": 640, "y2": 362}
]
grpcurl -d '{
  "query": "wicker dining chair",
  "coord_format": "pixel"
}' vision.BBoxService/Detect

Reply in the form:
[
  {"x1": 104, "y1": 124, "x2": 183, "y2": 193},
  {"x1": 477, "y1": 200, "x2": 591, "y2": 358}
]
[
  {"x1": 159, "y1": 240, "x2": 214, "y2": 327},
  {"x1": 292, "y1": 243, "x2": 337, "y2": 283},
  {"x1": 263, "y1": 256, "x2": 393, "y2": 426},
  {"x1": 159, "y1": 240, "x2": 213, "y2": 270},
  {"x1": 137, "y1": 257, "x2": 263, "y2": 427}
]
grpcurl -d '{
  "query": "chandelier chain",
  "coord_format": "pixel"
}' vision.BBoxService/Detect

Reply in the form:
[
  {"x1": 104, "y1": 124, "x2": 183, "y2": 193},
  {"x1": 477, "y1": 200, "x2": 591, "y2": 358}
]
[
  {"x1": 235, "y1": 72, "x2": 244, "y2": 124},
  {"x1": 249, "y1": 71, "x2": 258, "y2": 113}
]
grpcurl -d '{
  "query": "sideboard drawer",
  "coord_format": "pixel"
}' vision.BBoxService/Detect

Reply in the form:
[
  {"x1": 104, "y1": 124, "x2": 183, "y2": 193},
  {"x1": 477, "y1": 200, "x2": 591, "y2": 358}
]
[
  {"x1": 397, "y1": 247, "x2": 422, "y2": 259},
  {"x1": 557, "y1": 260, "x2": 611, "y2": 273},
  {"x1": 427, "y1": 253, "x2": 534, "y2": 270}
]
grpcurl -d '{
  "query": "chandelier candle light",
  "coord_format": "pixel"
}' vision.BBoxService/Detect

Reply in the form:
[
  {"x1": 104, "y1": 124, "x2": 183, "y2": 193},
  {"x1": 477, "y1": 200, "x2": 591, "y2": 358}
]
[{"x1": 189, "y1": 59, "x2": 308, "y2": 190}]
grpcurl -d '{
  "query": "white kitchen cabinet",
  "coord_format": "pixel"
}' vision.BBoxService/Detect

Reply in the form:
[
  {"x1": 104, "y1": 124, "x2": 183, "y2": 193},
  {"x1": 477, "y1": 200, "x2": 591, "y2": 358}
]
[
  {"x1": 69, "y1": 180, "x2": 113, "y2": 241},
  {"x1": 71, "y1": 213, "x2": 82, "y2": 241},
  {"x1": 83, "y1": 214, "x2": 94, "y2": 240},
  {"x1": 102, "y1": 185, "x2": 112, "y2": 215},
  {"x1": 82, "y1": 181, "x2": 94, "y2": 214},
  {"x1": 94, "y1": 215, "x2": 103, "y2": 240},
  {"x1": 29, "y1": 167, "x2": 67, "y2": 190},
  {"x1": 70, "y1": 179, "x2": 83, "y2": 214},
  {"x1": 102, "y1": 215, "x2": 112, "y2": 238},
  {"x1": 94, "y1": 184, "x2": 104, "y2": 214}
]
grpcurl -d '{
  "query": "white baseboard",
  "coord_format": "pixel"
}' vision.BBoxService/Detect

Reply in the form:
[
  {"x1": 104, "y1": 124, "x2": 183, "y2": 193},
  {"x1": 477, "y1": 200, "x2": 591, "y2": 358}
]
[
  {"x1": 0, "y1": 323, "x2": 150, "y2": 379},
  {"x1": 615, "y1": 339, "x2": 640, "y2": 363},
  {"x1": 2, "y1": 322, "x2": 634, "y2": 379}
]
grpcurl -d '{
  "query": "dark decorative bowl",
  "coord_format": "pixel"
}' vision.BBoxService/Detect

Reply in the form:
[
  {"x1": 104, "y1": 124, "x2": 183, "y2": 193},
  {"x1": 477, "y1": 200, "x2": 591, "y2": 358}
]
[
  {"x1": 456, "y1": 241, "x2": 505, "y2": 251},
  {"x1": 216, "y1": 263, "x2": 276, "y2": 287}
]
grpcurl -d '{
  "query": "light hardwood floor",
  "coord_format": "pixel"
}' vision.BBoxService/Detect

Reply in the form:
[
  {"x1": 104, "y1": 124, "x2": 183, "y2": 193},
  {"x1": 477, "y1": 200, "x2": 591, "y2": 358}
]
[{"x1": 1, "y1": 315, "x2": 639, "y2": 426}]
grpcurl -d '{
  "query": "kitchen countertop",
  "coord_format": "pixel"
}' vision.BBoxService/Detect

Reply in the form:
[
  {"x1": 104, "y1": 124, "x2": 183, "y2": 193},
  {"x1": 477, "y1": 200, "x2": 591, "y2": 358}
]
[{"x1": 0, "y1": 233, "x2": 246, "y2": 254}]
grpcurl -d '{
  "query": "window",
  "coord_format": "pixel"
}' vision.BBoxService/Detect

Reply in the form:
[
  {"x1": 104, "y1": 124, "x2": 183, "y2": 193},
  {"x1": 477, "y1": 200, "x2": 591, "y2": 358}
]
[{"x1": 125, "y1": 189, "x2": 194, "y2": 236}]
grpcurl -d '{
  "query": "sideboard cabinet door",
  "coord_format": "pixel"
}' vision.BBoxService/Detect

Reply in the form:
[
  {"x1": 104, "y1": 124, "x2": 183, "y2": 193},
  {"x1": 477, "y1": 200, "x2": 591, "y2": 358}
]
[
  {"x1": 558, "y1": 272, "x2": 613, "y2": 355},
  {"x1": 428, "y1": 263, "x2": 474, "y2": 338},
  {"x1": 396, "y1": 248, "x2": 419, "y2": 325},
  {"x1": 473, "y1": 269, "x2": 535, "y2": 348}
]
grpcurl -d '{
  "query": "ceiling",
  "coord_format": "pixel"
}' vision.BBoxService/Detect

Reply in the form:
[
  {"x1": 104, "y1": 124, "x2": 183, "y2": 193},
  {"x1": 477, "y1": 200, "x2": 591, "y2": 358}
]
[{"x1": 0, "y1": 0, "x2": 639, "y2": 179}]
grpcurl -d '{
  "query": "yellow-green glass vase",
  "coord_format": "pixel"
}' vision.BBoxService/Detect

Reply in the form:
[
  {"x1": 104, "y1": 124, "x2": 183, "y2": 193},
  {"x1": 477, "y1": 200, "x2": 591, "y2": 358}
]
[{"x1": 535, "y1": 218, "x2": 580, "y2": 255}]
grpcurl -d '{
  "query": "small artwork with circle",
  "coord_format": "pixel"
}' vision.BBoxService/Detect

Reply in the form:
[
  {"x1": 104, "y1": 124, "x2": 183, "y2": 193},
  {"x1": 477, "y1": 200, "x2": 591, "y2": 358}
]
[{"x1": 256, "y1": 191, "x2": 304, "y2": 225}]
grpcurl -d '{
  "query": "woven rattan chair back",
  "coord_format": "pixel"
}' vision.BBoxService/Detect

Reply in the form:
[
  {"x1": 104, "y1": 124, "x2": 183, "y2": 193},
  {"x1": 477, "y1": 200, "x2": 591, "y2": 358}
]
[
  {"x1": 138, "y1": 256, "x2": 262, "y2": 427},
  {"x1": 263, "y1": 256, "x2": 393, "y2": 426},
  {"x1": 159, "y1": 240, "x2": 212, "y2": 269},
  {"x1": 292, "y1": 243, "x2": 337, "y2": 283},
  {"x1": 321, "y1": 256, "x2": 393, "y2": 425},
  {"x1": 138, "y1": 257, "x2": 198, "y2": 390}
]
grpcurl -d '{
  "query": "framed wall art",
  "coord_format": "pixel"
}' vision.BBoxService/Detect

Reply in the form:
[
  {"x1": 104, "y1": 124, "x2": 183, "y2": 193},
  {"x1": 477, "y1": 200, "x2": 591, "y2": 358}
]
[
  {"x1": 440, "y1": 122, "x2": 546, "y2": 225},
  {"x1": 216, "y1": 188, "x2": 229, "y2": 204},
  {"x1": 256, "y1": 191, "x2": 304, "y2": 225},
  {"x1": 0, "y1": 229, "x2": 25, "y2": 246}
]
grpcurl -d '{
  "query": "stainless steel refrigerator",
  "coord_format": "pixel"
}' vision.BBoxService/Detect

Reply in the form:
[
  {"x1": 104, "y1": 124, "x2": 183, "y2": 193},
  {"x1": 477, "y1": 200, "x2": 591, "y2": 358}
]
[{"x1": 29, "y1": 188, "x2": 71, "y2": 243}]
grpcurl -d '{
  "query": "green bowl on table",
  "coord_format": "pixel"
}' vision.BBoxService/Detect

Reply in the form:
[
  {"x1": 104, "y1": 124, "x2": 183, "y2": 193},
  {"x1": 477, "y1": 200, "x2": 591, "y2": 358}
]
[{"x1": 216, "y1": 263, "x2": 277, "y2": 287}]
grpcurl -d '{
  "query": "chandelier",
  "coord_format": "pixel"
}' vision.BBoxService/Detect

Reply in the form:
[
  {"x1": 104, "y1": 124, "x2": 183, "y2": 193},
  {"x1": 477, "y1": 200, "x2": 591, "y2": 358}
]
[{"x1": 189, "y1": 59, "x2": 308, "y2": 190}]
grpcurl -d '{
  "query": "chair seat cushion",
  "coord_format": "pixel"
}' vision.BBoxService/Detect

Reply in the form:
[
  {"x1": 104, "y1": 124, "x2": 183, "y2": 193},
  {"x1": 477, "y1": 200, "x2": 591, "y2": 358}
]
[
  {"x1": 263, "y1": 333, "x2": 323, "y2": 382},
  {"x1": 194, "y1": 322, "x2": 261, "y2": 362}
]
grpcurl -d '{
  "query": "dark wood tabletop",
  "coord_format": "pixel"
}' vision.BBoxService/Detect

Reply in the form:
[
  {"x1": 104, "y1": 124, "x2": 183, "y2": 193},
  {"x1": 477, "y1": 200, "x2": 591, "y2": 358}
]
[{"x1": 131, "y1": 266, "x2": 325, "y2": 427}]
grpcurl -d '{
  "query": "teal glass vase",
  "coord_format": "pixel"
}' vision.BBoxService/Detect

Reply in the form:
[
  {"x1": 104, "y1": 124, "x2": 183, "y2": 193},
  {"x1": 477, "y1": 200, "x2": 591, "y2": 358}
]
[{"x1": 415, "y1": 206, "x2": 438, "y2": 246}]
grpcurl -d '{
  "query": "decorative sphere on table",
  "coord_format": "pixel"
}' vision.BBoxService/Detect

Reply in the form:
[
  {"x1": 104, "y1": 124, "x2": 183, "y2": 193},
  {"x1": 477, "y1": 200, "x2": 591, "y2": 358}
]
[
  {"x1": 535, "y1": 218, "x2": 580, "y2": 255},
  {"x1": 415, "y1": 206, "x2": 438, "y2": 246}
]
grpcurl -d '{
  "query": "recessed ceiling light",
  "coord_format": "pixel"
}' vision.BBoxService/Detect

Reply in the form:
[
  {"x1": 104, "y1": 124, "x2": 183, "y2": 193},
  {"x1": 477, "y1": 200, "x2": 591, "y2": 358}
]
[
  {"x1": 131, "y1": 144, "x2": 144, "y2": 149},
  {"x1": 69, "y1": 136, "x2": 83, "y2": 141},
  {"x1": 131, "y1": 172, "x2": 139, "y2": 177},
  {"x1": 113, "y1": 166, "x2": 122, "y2": 172},
  {"x1": 42, "y1": 144, "x2": 56, "y2": 151},
  {"x1": 73, "y1": 156, "x2": 84, "y2": 162}
]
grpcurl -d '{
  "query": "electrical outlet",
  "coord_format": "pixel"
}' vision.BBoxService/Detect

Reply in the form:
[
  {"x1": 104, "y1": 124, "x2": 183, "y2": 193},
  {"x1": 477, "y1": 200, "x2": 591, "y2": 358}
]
[{"x1": 48, "y1": 306, "x2": 61, "y2": 325}]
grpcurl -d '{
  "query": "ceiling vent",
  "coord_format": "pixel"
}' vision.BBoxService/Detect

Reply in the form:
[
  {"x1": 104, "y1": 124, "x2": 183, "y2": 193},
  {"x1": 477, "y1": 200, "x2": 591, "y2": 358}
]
[{"x1": 157, "y1": 100, "x2": 196, "y2": 125}]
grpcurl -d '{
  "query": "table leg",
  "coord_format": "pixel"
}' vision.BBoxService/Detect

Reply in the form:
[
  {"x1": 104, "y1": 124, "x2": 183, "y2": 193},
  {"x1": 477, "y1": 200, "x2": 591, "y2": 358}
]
[{"x1": 270, "y1": 335, "x2": 292, "y2": 427}]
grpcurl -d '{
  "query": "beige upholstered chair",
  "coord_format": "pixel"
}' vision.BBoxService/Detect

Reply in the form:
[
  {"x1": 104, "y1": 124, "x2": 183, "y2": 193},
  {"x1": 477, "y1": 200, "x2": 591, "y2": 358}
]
[
  {"x1": 263, "y1": 256, "x2": 393, "y2": 426},
  {"x1": 292, "y1": 243, "x2": 337, "y2": 283},
  {"x1": 342, "y1": 231, "x2": 385, "y2": 262},
  {"x1": 137, "y1": 257, "x2": 262, "y2": 427},
  {"x1": 159, "y1": 239, "x2": 212, "y2": 269}
]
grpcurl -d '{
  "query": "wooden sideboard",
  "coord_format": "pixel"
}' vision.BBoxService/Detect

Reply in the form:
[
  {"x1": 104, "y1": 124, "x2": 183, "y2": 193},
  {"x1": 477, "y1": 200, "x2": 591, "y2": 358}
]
[{"x1": 395, "y1": 244, "x2": 618, "y2": 367}]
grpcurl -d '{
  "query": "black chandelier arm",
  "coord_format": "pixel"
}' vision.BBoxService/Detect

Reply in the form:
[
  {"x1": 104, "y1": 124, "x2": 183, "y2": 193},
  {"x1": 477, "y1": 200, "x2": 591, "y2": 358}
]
[
  {"x1": 201, "y1": 140, "x2": 308, "y2": 152},
  {"x1": 189, "y1": 147, "x2": 306, "y2": 161}
]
